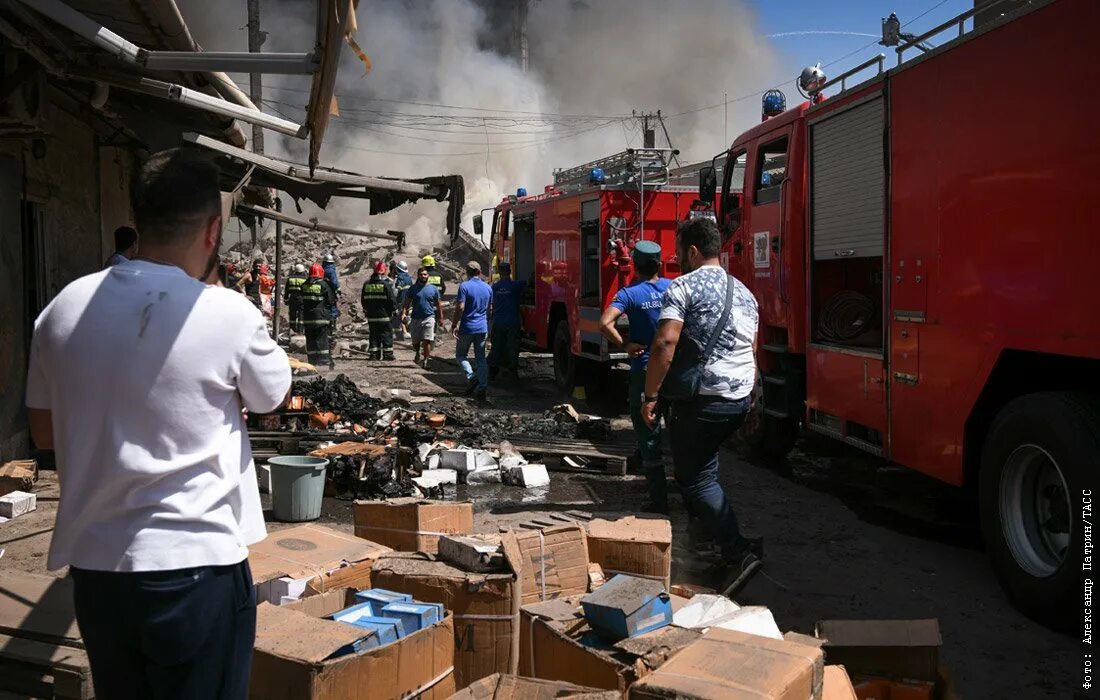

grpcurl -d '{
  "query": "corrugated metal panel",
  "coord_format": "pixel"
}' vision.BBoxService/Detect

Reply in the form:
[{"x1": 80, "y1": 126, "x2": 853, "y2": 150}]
[
  {"x1": 581, "y1": 198, "x2": 600, "y2": 222},
  {"x1": 811, "y1": 98, "x2": 885, "y2": 260}
]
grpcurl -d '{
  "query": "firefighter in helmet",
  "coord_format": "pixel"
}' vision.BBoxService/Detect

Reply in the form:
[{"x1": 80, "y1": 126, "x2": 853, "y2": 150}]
[
  {"x1": 301, "y1": 262, "x2": 336, "y2": 369},
  {"x1": 422, "y1": 254, "x2": 446, "y2": 296},
  {"x1": 362, "y1": 260, "x2": 398, "y2": 361},
  {"x1": 284, "y1": 263, "x2": 308, "y2": 333}
]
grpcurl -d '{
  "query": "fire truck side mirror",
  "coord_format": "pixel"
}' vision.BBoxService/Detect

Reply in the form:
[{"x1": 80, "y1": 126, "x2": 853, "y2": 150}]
[
  {"x1": 473, "y1": 214, "x2": 484, "y2": 236},
  {"x1": 699, "y1": 166, "x2": 718, "y2": 203}
]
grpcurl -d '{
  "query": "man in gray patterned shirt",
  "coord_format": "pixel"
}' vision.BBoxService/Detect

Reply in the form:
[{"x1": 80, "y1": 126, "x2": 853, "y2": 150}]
[{"x1": 642, "y1": 217, "x2": 762, "y2": 598}]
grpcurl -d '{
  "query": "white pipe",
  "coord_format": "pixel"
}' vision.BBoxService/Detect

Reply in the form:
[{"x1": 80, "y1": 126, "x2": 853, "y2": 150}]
[
  {"x1": 19, "y1": 0, "x2": 143, "y2": 63},
  {"x1": 138, "y1": 79, "x2": 305, "y2": 137}
]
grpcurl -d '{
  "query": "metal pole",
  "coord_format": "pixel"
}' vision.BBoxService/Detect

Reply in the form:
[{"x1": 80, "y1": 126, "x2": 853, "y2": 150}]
[
  {"x1": 247, "y1": 0, "x2": 265, "y2": 155},
  {"x1": 273, "y1": 197, "x2": 283, "y2": 340},
  {"x1": 724, "y1": 92, "x2": 728, "y2": 145}
]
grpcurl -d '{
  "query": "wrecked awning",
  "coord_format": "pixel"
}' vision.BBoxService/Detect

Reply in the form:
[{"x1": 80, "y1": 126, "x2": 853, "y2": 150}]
[{"x1": 185, "y1": 132, "x2": 466, "y2": 239}]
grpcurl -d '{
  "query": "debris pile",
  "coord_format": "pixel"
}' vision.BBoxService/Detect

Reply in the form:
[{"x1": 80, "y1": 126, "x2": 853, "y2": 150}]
[{"x1": 293, "y1": 374, "x2": 382, "y2": 425}]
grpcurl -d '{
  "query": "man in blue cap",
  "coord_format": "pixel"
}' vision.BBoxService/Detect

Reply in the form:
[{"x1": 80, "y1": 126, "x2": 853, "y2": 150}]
[{"x1": 599, "y1": 240, "x2": 672, "y2": 513}]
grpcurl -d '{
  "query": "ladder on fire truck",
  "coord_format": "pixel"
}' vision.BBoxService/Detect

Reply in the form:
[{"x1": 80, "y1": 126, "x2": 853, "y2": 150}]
[{"x1": 552, "y1": 148, "x2": 676, "y2": 194}]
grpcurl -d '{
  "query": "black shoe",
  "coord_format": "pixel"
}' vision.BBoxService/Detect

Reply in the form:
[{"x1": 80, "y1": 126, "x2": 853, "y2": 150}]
[
  {"x1": 640, "y1": 501, "x2": 670, "y2": 515},
  {"x1": 463, "y1": 377, "x2": 478, "y2": 396},
  {"x1": 717, "y1": 551, "x2": 763, "y2": 599},
  {"x1": 475, "y1": 390, "x2": 488, "y2": 404}
]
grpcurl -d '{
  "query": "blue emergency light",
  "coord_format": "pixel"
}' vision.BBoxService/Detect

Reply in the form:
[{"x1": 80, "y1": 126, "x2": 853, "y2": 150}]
[
  {"x1": 590, "y1": 168, "x2": 605, "y2": 183},
  {"x1": 762, "y1": 89, "x2": 786, "y2": 118},
  {"x1": 516, "y1": 187, "x2": 528, "y2": 197}
]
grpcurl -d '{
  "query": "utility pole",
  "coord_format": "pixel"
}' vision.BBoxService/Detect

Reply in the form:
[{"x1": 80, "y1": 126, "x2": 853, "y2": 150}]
[{"x1": 246, "y1": 0, "x2": 265, "y2": 252}]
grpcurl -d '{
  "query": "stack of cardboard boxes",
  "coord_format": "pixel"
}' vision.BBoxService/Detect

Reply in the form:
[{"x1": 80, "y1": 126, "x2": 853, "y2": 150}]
[{"x1": 243, "y1": 502, "x2": 946, "y2": 700}]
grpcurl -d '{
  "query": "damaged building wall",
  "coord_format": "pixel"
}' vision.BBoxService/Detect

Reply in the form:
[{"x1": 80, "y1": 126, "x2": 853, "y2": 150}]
[
  {"x1": 99, "y1": 146, "x2": 136, "y2": 259},
  {"x1": 0, "y1": 90, "x2": 130, "y2": 460}
]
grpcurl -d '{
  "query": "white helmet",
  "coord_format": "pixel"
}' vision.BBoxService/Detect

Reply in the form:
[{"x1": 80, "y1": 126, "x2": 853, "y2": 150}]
[
  {"x1": 294, "y1": 263, "x2": 306, "y2": 274},
  {"x1": 323, "y1": 252, "x2": 335, "y2": 263},
  {"x1": 396, "y1": 260, "x2": 408, "y2": 272}
]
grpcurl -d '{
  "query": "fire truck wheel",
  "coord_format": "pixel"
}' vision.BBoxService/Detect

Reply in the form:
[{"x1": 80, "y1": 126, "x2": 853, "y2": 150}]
[
  {"x1": 738, "y1": 375, "x2": 798, "y2": 462},
  {"x1": 979, "y1": 391, "x2": 1099, "y2": 630},
  {"x1": 552, "y1": 322, "x2": 575, "y2": 392}
]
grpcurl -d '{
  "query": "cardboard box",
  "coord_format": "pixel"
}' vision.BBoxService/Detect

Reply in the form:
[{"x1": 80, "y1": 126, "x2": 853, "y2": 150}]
[
  {"x1": 0, "y1": 490, "x2": 36, "y2": 519},
  {"x1": 354, "y1": 498, "x2": 474, "y2": 554},
  {"x1": 0, "y1": 459, "x2": 37, "y2": 497},
  {"x1": 586, "y1": 517, "x2": 672, "y2": 590},
  {"x1": 248, "y1": 524, "x2": 392, "y2": 604},
  {"x1": 815, "y1": 619, "x2": 941, "y2": 682},
  {"x1": 580, "y1": 574, "x2": 671, "y2": 640},
  {"x1": 251, "y1": 588, "x2": 456, "y2": 699},
  {"x1": 438, "y1": 534, "x2": 506, "y2": 573},
  {"x1": 0, "y1": 571, "x2": 82, "y2": 646},
  {"x1": 851, "y1": 677, "x2": 935, "y2": 700},
  {"x1": 629, "y1": 627, "x2": 824, "y2": 700},
  {"x1": 371, "y1": 552, "x2": 520, "y2": 688},
  {"x1": 519, "y1": 595, "x2": 701, "y2": 694},
  {"x1": 822, "y1": 665, "x2": 858, "y2": 700},
  {"x1": 500, "y1": 523, "x2": 590, "y2": 605},
  {"x1": 449, "y1": 673, "x2": 620, "y2": 699}
]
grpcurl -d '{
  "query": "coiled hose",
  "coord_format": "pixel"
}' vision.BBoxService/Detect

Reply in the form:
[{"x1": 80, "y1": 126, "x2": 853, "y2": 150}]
[{"x1": 818, "y1": 291, "x2": 877, "y2": 342}]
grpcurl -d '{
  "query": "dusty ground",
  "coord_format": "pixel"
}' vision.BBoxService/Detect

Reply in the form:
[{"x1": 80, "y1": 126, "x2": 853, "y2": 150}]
[{"x1": 1, "y1": 332, "x2": 1080, "y2": 698}]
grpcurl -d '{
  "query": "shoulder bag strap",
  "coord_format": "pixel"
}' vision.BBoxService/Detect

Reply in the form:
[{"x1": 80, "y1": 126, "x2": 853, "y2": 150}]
[{"x1": 700, "y1": 274, "x2": 735, "y2": 365}]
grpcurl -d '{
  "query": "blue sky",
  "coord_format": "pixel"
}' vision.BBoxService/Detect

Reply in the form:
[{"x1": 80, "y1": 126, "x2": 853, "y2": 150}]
[{"x1": 749, "y1": 0, "x2": 972, "y2": 94}]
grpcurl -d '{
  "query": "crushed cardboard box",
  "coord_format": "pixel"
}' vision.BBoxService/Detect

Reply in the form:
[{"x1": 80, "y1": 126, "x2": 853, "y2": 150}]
[
  {"x1": 371, "y1": 552, "x2": 519, "y2": 688},
  {"x1": 251, "y1": 588, "x2": 456, "y2": 699},
  {"x1": 355, "y1": 498, "x2": 474, "y2": 554},
  {"x1": 500, "y1": 523, "x2": 590, "y2": 605},
  {"x1": 248, "y1": 524, "x2": 392, "y2": 604},
  {"x1": 448, "y1": 673, "x2": 620, "y2": 700},
  {"x1": 628, "y1": 627, "x2": 825, "y2": 700},
  {"x1": 586, "y1": 517, "x2": 671, "y2": 590},
  {"x1": 815, "y1": 619, "x2": 941, "y2": 682},
  {"x1": 438, "y1": 534, "x2": 506, "y2": 573},
  {"x1": 0, "y1": 459, "x2": 37, "y2": 497},
  {"x1": 519, "y1": 595, "x2": 700, "y2": 694}
]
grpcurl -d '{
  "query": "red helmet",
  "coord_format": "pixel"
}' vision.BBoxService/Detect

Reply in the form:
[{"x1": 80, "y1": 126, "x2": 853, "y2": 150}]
[
  {"x1": 374, "y1": 260, "x2": 388, "y2": 274},
  {"x1": 309, "y1": 262, "x2": 324, "y2": 278}
]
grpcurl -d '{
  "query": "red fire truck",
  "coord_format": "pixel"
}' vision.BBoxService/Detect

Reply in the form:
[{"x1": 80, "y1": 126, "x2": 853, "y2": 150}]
[
  {"x1": 699, "y1": 0, "x2": 1098, "y2": 625},
  {"x1": 474, "y1": 148, "x2": 713, "y2": 392}
]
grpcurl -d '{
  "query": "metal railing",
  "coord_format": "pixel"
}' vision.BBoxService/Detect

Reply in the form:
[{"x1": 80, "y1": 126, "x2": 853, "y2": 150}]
[
  {"x1": 810, "y1": 54, "x2": 886, "y2": 97},
  {"x1": 895, "y1": 0, "x2": 1015, "y2": 64}
]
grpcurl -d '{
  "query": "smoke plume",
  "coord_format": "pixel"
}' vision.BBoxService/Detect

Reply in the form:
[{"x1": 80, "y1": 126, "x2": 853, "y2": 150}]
[{"x1": 180, "y1": 0, "x2": 784, "y2": 252}]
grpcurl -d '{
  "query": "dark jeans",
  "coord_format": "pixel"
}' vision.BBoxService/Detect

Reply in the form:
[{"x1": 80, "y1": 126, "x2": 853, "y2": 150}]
[
  {"x1": 666, "y1": 395, "x2": 751, "y2": 563},
  {"x1": 488, "y1": 323, "x2": 521, "y2": 374},
  {"x1": 304, "y1": 315, "x2": 330, "y2": 366},
  {"x1": 71, "y1": 560, "x2": 256, "y2": 700},
  {"x1": 288, "y1": 303, "x2": 303, "y2": 333},
  {"x1": 629, "y1": 368, "x2": 665, "y2": 505}
]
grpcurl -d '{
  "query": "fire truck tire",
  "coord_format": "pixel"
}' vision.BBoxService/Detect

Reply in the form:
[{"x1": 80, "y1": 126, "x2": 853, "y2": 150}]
[
  {"x1": 552, "y1": 322, "x2": 576, "y2": 392},
  {"x1": 979, "y1": 391, "x2": 1099, "y2": 631},
  {"x1": 737, "y1": 374, "x2": 798, "y2": 461}
]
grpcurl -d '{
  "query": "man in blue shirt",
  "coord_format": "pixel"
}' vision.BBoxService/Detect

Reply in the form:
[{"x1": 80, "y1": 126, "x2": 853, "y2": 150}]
[
  {"x1": 402, "y1": 266, "x2": 444, "y2": 367},
  {"x1": 451, "y1": 261, "x2": 493, "y2": 403},
  {"x1": 391, "y1": 260, "x2": 414, "y2": 340},
  {"x1": 599, "y1": 240, "x2": 672, "y2": 513},
  {"x1": 488, "y1": 262, "x2": 525, "y2": 380}
]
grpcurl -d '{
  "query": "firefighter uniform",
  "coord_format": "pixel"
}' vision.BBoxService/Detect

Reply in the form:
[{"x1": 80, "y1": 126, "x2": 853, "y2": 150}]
[
  {"x1": 362, "y1": 272, "x2": 398, "y2": 360},
  {"x1": 284, "y1": 273, "x2": 307, "y2": 332},
  {"x1": 422, "y1": 255, "x2": 446, "y2": 296},
  {"x1": 302, "y1": 267, "x2": 336, "y2": 369}
]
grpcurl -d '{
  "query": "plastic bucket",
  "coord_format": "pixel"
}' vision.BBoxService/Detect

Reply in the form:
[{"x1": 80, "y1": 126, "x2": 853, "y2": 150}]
[{"x1": 267, "y1": 455, "x2": 329, "y2": 522}]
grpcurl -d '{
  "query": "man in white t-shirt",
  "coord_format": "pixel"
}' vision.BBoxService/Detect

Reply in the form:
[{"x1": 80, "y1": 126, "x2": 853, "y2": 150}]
[
  {"x1": 26, "y1": 148, "x2": 290, "y2": 699},
  {"x1": 642, "y1": 216, "x2": 762, "y2": 599}
]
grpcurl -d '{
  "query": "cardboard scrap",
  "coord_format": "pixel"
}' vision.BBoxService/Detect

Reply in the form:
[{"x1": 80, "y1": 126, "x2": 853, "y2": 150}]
[
  {"x1": 0, "y1": 460, "x2": 37, "y2": 497},
  {"x1": 815, "y1": 619, "x2": 941, "y2": 682},
  {"x1": 310, "y1": 442, "x2": 388, "y2": 458},
  {"x1": 252, "y1": 589, "x2": 456, "y2": 700},
  {"x1": 355, "y1": 498, "x2": 473, "y2": 554},
  {"x1": 449, "y1": 673, "x2": 620, "y2": 699},
  {"x1": 586, "y1": 517, "x2": 672, "y2": 590},
  {"x1": 628, "y1": 627, "x2": 824, "y2": 700},
  {"x1": 371, "y1": 552, "x2": 520, "y2": 688},
  {"x1": 0, "y1": 571, "x2": 82, "y2": 647},
  {"x1": 822, "y1": 665, "x2": 858, "y2": 700},
  {"x1": 500, "y1": 523, "x2": 589, "y2": 605},
  {"x1": 248, "y1": 524, "x2": 392, "y2": 602}
]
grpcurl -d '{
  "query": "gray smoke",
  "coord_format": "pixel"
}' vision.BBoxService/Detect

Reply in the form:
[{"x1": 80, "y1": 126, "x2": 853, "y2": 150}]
[{"x1": 179, "y1": 0, "x2": 784, "y2": 251}]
